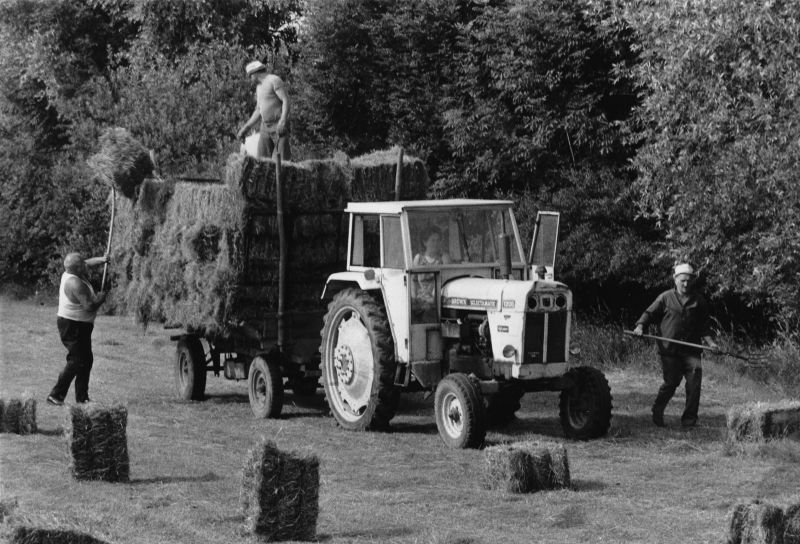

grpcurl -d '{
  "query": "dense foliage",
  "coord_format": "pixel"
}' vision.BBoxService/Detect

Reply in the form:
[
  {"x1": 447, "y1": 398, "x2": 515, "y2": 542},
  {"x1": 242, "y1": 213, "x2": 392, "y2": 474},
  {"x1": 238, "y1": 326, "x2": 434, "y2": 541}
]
[
  {"x1": 623, "y1": 0, "x2": 800, "y2": 329},
  {"x1": 1, "y1": 0, "x2": 798, "y2": 333}
]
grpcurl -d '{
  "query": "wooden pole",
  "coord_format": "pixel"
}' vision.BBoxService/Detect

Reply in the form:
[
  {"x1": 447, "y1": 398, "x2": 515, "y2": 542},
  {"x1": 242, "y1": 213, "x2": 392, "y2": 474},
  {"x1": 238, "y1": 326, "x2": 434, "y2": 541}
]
[
  {"x1": 100, "y1": 187, "x2": 116, "y2": 291},
  {"x1": 395, "y1": 146, "x2": 404, "y2": 201},
  {"x1": 276, "y1": 155, "x2": 286, "y2": 351}
]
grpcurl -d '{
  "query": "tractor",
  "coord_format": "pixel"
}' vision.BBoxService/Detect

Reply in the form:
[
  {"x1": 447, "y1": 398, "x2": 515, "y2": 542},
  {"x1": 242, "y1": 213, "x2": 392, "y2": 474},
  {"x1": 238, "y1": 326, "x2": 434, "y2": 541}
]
[{"x1": 319, "y1": 199, "x2": 612, "y2": 448}]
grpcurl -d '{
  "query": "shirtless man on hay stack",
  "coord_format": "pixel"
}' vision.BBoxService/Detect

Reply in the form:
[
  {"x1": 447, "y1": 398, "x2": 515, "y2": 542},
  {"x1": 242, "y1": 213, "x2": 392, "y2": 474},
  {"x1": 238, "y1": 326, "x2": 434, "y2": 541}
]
[{"x1": 236, "y1": 60, "x2": 292, "y2": 161}]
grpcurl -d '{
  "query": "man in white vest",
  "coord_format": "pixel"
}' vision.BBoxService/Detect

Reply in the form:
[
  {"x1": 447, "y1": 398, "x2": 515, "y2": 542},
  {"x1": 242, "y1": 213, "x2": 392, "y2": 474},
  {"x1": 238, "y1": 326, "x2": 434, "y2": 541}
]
[{"x1": 47, "y1": 252, "x2": 109, "y2": 405}]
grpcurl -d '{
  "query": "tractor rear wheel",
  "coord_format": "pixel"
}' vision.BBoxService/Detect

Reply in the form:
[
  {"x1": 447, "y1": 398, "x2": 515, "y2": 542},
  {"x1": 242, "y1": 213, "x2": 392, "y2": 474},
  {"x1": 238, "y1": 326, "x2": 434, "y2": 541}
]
[
  {"x1": 174, "y1": 336, "x2": 206, "y2": 401},
  {"x1": 248, "y1": 355, "x2": 284, "y2": 418},
  {"x1": 559, "y1": 366, "x2": 612, "y2": 439},
  {"x1": 435, "y1": 373, "x2": 486, "y2": 449},
  {"x1": 320, "y1": 288, "x2": 398, "y2": 431}
]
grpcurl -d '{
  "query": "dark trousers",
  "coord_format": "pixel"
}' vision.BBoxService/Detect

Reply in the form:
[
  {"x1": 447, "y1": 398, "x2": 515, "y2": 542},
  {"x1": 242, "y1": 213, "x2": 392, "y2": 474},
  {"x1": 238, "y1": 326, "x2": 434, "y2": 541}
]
[
  {"x1": 51, "y1": 317, "x2": 94, "y2": 402},
  {"x1": 652, "y1": 354, "x2": 702, "y2": 425},
  {"x1": 258, "y1": 120, "x2": 292, "y2": 161}
]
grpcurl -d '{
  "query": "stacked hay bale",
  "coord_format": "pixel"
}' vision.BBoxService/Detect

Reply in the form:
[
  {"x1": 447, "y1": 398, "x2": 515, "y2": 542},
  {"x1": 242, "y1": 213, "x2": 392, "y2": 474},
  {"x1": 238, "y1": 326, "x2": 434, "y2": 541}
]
[
  {"x1": 482, "y1": 440, "x2": 571, "y2": 493},
  {"x1": 66, "y1": 404, "x2": 129, "y2": 482},
  {"x1": 87, "y1": 127, "x2": 154, "y2": 199},
  {"x1": 240, "y1": 438, "x2": 320, "y2": 542},
  {"x1": 11, "y1": 526, "x2": 110, "y2": 544},
  {"x1": 727, "y1": 500, "x2": 786, "y2": 544},
  {"x1": 727, "y1": 400, "x2": 800, "y2": 443},
  {"x1": 786, "y1": 504, "x2": 800, "y2": 544},
  {"x1": 0, "y1": 396, "x2": 37, "y2": 435},
  {"x1": 109, "y1": 149, "x2": 429, "y2": 337}
]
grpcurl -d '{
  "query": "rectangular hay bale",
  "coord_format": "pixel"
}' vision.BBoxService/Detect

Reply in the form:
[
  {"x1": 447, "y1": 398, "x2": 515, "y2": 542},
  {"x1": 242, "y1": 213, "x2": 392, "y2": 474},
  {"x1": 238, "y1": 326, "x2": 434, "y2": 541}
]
[
  {"x1": 12, "y1": 526, "x2": 109, "y2": 544},
  {"x1": 727, "y1": 401, "x2": 800, "y2": 443},
  {"x1": 727, "y1": 500, "x2": 785, "y2": 544},
  {"x1": 240, "y1": 438, "x2": 320, "y2": 542},
  {"x1": 66, "y1": 404, "x2": 130, "y2": 482},
  {"x1": 482, "y1": 440, "x2": 570, "y2": 493}
]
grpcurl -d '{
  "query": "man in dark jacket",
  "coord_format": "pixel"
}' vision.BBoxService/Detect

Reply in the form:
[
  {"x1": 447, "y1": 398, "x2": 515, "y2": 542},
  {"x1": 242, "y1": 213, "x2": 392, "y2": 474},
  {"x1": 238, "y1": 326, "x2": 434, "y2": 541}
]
[{"x1": 633, "y1": 263, "x2": 719, "y2": 427}]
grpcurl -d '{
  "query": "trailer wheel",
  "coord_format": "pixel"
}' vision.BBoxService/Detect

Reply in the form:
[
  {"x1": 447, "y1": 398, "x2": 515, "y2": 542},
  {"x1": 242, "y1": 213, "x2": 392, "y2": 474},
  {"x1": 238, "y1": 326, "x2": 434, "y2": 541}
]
[
  {"x1": 248, "y1": 355, "x2": 284, "y2": 418},
  {"x1": 435, "y1": 373, "x2": 486, "y2": 449},
  {"x1": 174, "y1": 336, "x2": 206, "y2": 401},
  {"x1": 320, "y1": 288, "x2": 398, "y2": 431},
  {"x1": 559, "y1": 366, "x2": 612, "y2": 440}
]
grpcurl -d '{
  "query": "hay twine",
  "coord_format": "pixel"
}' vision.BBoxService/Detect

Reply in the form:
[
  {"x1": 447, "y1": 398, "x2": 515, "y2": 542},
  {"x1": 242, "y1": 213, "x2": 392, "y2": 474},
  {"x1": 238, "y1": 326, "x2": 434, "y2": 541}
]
[
  {"x1": 240, "y1": 437, "x2": 320, "y2": 542},
  {"x1": 65, "y1": 403, "x2": 130, "y2": 483},
  {"x1": 0, "y1": 395, "x2": 37, "y2": 435},
  {"x1": 482, "y1": 440, "x2": 571, "y2": 493}
]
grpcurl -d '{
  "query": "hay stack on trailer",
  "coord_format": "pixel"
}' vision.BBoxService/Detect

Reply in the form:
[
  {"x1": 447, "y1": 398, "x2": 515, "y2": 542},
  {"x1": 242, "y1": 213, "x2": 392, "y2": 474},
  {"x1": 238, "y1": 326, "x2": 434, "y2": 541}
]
[{"x1": 108, "y1": 148, "x2": 428, "y2": 338}]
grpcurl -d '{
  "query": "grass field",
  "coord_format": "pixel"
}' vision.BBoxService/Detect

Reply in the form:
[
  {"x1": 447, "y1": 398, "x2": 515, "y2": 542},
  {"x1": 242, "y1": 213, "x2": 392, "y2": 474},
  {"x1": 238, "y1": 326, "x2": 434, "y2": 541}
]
[{"x1": 1, "y1": 297, "x2": 799, "y2": 543}]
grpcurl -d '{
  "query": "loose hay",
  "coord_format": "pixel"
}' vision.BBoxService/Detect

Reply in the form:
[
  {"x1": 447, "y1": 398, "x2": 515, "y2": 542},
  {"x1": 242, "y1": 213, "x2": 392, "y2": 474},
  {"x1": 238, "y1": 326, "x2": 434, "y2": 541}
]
[
  {"x1": 240, "y1": 438, "x2": 320, "y2": 542},
  {"x1": 12, "y1": 526, "x2": 109, "y2": 544},
  {"x1": 88, "y1": 127, "x2": 154, "y2": 199},
  {"x1": 727, "y1": 400, "x2": 800, "y2": 443},
  {"x1": 66, "y1": 404, "x2": 130, "y2": 482},
  {"x1": 0, "y1": 396, "x2": 36, "y2": 435},
  {"x1": 482, "y1": 440, "x2": 571, "y2": 493},
  {"x1": 727, "y1": 500, "x2": 785, "y2": 544}
]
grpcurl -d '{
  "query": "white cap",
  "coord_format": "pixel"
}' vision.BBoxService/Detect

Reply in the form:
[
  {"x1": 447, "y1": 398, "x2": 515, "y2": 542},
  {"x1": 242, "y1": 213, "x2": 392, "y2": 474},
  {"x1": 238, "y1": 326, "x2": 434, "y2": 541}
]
[
  {"x1": 245, "y1": 61, "x2": 267, "y2": 75},
  {"x1": 673, "y1": 263, "x2": 696, "y2": 277}
]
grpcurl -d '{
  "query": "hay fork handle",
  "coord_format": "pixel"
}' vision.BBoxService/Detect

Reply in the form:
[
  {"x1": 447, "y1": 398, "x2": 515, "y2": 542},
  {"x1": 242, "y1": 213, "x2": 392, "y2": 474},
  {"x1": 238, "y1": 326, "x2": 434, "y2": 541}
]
[
  {"x1": 101, "y1": 187, "x2": 116, "y2": 291},
  {"x1": 622, "y1": 330, "x2": 750, "y2": 361}
]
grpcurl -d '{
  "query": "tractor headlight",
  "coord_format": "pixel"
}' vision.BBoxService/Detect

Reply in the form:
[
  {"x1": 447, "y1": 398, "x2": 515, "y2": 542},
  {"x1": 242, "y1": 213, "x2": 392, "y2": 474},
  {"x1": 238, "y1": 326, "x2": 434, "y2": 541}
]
[
  {"x1": 555, "y1": 294, "x2": 567, "y2": 308},
  {"x1": 502, "y1": 345, "x2": 517, "y2": 359},
  {"x1": 527, "y1": 295, "x2": 538, "y2": 310}
]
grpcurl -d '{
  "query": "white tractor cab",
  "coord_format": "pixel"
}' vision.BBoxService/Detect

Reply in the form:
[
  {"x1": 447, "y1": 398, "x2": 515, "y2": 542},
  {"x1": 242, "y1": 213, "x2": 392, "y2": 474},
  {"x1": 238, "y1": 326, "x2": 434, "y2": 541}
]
[{"x1": 320, "y1": 199, "x2": 612, "y2": 448}]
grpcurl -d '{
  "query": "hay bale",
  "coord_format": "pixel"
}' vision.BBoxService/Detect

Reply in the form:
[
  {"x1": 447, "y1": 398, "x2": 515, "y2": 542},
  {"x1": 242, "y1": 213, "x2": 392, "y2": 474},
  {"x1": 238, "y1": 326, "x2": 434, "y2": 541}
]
[
  {"x1": 482, "y1": 441, "x2": 570, "y2": 493},
  {"x1": 88, "y1": 127, "x2": 154, "y2": 199},
  {"x1": 66, "y1": 404, "x2": 129, "y2": 482},
  {"x1": 1, "y1": 399, "x2": 22, "y2": 434},
  {"x1": 785, "y1": 503, "x2": 800, "y2": 544},
  {"x1": 727, "y1": 500, "x2": 785, "y2": 544},
  {"x1": 19, "y1": 396, "x2": 37, "y2": 435},
  {"x1": 727, "y1": 401, "x2": 800, "y2": 443},
  {"x1": 240, "y1": 438, "x2": 320, "y2": 542},
  {"x1": 11, "y1": 526, "x2": 109, "y2": 544}
]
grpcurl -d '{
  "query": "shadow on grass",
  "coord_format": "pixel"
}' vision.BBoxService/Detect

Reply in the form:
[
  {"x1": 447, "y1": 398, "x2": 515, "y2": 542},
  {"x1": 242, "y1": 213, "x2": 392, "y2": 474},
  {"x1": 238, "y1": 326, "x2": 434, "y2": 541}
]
[
  {"x1": 318, "y1": 525, "x2": 414, "y2": 540},
  {"x1": 129, "y1": 471, "x2": 220, "y2": 485}
]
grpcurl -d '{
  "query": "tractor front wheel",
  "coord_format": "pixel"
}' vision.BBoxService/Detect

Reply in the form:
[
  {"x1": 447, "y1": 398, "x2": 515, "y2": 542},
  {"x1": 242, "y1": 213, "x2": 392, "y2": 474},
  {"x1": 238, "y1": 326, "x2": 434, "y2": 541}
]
[
  {"x1": 434, "y1": 373, "x2": 486, "y2": 449},
  {"x1": 559, "y1": 366, "x2": 612, "y2": 439}
]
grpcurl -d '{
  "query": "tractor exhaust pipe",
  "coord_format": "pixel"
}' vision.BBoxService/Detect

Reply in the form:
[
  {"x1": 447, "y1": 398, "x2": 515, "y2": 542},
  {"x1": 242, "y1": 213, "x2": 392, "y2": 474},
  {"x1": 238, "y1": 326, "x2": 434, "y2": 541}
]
[{"x1": 498, "y1": 233, "x2": 512, "y2": 279}]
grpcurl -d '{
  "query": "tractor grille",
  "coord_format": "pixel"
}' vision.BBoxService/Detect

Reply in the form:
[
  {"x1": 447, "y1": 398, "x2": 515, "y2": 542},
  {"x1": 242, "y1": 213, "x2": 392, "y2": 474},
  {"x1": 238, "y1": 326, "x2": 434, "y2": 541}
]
[
  {"x1": 523, "y1": 311, "x2": 568, "y2": 364},
  {"x1": 546, "y1": 311, "x2": 568, "y2": 363}
]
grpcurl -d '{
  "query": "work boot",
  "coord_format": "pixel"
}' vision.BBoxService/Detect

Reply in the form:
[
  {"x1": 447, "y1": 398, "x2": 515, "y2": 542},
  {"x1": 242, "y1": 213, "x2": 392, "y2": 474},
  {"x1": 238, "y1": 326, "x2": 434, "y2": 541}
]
[
  {"x1": 652, "y1": 409, "x2": 665, "y2": 427},
  {"x1": 46, "y1": 395, "x2": 64, "y2": 406}
]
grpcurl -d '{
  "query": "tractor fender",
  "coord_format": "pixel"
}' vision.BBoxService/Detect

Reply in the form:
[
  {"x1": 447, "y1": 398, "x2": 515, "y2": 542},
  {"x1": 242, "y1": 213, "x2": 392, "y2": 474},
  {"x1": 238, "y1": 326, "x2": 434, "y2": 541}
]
[{"x1": 321, "y1": 271, "x2": 382, "y2": 301}]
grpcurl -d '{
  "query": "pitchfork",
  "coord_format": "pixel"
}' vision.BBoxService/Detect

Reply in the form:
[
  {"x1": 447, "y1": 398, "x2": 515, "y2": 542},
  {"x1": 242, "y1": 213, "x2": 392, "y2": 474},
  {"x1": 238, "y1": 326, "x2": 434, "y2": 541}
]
[{"x1": 622, "y1": 330, "x2": 765, "y2": 365}]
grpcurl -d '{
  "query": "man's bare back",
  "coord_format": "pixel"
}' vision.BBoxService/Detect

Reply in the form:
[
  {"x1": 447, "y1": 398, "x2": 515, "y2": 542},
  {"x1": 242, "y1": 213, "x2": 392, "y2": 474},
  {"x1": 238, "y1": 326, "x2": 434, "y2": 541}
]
[{"x1": 257, "y1": 74, "x2": 287, "y2": 127}]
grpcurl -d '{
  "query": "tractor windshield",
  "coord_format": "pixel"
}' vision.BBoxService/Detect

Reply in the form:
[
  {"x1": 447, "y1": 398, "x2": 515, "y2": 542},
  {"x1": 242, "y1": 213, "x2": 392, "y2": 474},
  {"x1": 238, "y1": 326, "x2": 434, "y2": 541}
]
[{"x1": 407, "y1": 208, "x2": 523, "y2": 267}]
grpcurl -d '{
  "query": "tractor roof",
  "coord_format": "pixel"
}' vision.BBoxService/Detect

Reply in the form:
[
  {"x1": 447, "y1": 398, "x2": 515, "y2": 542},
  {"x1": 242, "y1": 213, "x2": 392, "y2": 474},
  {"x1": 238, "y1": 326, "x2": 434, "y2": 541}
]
[{"x1": 345, "y1": 199, "x2": 515, "y2": 215}]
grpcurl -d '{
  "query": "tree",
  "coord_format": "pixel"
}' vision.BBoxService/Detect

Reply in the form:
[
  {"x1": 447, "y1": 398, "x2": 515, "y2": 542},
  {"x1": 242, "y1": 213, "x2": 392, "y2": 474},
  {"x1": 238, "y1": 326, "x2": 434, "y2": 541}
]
[{"x1": 624, "y1": 0, "x2": 800, "y2": 328}]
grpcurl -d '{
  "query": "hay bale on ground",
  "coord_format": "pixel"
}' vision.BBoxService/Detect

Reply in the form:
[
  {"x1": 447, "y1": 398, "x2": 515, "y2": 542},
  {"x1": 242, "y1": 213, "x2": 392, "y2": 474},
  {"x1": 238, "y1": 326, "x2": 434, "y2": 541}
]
[
  {"x1": 727, "y1": 401, "x2": 800, "y2": 443},
  {"x1": 2, "y1": 394, "x2": 39, "y2": 435},
  {"x1": 785, "y1": 503, "x2": 800, "y2": 544},
  {"x1": 727, "y1": 500, "x2": 785, "y2": 544},
  {"x1": 66, "y1": 404, "x2": 130, "y2": 482},
  {"x1": 12, "y1": 526, "x2": 109, "y2": 544},
  {"x1": 240, "y1": 438, "x2": 320, "y2": 542},
  {"x1": 88, "y1": 127, "x2": 154, "y2": 199},
  {"x1": 482, "y1": 440, "x2": 571, "y2": 493}
]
